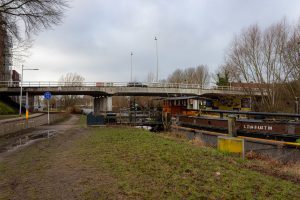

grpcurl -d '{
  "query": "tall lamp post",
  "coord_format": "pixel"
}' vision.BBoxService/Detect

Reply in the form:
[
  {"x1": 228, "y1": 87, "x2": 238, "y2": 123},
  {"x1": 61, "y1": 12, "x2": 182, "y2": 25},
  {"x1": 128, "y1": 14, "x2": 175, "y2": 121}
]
[
  {"x1": 19, "y1": 65, "x2": 39, "y2": 116},
  {"x1": 155, "y1": 36, "x2": 159, "y2": 82},
  {"x1": 130, "y1": 51, "x2": 133, "y2": 82}
]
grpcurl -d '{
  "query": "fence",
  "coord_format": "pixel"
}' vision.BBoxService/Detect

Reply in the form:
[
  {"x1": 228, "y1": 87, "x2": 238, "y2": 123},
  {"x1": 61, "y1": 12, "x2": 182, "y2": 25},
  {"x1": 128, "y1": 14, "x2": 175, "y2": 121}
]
[
  {"x1": 0, "y1": 113, "x2": 65, "y2": 136},
  {"x1": 0, "y1": 81, "x2": 259, "y2": 91}
]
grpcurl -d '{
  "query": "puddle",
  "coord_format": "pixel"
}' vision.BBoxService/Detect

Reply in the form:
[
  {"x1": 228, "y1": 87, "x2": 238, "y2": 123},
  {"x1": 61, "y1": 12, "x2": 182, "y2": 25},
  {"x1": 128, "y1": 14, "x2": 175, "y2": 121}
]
[{"x1": 0, "y1": 130, "x2": 57, "y2": 154}]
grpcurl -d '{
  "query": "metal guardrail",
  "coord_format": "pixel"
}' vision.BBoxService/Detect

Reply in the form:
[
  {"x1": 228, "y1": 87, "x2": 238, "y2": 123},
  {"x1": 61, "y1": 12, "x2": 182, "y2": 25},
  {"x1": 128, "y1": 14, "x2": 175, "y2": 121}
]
[{"x1": 0, "y1": 81, "x2": 258, "y2": 92}]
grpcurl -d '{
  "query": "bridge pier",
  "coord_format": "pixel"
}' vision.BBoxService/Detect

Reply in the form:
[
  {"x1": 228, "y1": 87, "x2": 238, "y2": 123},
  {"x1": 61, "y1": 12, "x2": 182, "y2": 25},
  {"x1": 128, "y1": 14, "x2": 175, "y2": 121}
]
[{"x1": 94, "y1": 96, "x2": 112, "y2": 115}]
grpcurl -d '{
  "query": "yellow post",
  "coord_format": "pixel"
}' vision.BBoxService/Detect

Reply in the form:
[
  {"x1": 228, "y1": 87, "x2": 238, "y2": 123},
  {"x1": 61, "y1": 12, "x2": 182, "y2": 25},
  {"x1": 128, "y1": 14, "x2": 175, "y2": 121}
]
[
  {"x1": 26, "y1": 109, "x2": 29, "y2": 120},
  {"x1": 25, "y1": 109, "x2": 29, "y2": 128}
]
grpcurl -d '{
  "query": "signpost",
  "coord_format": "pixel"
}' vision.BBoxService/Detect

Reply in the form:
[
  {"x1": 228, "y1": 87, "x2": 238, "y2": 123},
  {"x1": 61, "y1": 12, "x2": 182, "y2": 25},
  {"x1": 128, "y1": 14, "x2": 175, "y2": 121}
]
[{"x1": 44, "y1": 92, "x2": 52, "y2": 124}]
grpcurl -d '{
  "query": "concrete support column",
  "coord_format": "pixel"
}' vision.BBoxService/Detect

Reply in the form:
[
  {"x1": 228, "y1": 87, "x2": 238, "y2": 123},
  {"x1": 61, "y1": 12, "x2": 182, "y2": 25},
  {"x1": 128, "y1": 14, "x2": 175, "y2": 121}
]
[
  {"x1": 106, "y1": 96, "x2": 112, "y2": 112},
  {"x1": 24, "y1": 92, "x2": 35, "y2": 112},
  {"x1": 94, "y1": 97, "x2": 101, "y2": 115},
  {"x1": 94, "y1": 96, "x2": 112, "y2": 115},
  {"x1": 28, "y1": 95, "x2": 34, "y2": 112}
]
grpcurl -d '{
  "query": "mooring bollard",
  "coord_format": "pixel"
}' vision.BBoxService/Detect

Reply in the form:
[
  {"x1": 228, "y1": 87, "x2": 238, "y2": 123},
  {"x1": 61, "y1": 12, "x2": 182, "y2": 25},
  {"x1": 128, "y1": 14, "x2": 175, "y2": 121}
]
[{"x1": 228, "y1": 114, "x2": 237, "y2": 137}]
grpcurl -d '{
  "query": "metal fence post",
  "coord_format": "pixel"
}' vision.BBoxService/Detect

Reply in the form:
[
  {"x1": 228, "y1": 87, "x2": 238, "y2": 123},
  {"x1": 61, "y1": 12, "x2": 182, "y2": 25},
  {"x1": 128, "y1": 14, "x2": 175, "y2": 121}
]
[{"x1": 228, "y1": 114, "x2": 237, "y2": 137}]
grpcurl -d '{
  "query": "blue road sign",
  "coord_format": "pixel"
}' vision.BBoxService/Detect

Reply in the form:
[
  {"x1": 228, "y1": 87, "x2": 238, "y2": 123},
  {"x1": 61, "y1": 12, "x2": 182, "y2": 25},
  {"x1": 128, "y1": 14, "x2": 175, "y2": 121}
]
[{"x1": 44, "y1": 91, "x2": 52, "y2": 100}]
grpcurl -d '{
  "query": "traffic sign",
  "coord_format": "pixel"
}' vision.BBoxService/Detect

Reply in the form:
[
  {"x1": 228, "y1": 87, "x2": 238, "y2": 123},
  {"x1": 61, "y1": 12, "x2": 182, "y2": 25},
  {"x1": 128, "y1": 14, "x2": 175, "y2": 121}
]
[{"x1": 44, "y1": 91, "x2": 52, "y2": 100}]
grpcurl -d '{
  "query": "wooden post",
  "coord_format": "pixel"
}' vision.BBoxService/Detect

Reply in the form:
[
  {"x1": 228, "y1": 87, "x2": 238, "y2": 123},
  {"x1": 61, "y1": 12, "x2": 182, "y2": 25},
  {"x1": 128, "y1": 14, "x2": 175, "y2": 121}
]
[{"x1": 228, "y1": 115, "x2": 237, "y2": 137}]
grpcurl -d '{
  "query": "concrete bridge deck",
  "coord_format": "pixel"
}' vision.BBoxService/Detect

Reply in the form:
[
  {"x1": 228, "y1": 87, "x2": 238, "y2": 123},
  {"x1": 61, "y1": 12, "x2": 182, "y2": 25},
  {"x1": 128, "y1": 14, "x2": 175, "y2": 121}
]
[{"x1": 0, "y1": 81, "x2": 261, "y2": 97}]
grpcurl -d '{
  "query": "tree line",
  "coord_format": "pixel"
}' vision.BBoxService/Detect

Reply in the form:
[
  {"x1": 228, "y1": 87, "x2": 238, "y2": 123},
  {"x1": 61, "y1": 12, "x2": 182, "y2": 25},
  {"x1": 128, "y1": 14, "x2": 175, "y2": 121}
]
[
  {"x1": 166, "y1": 19, "x2": 300, "y2": 112},
  {"x1": 166, "y1": 65, "x2": 210, "y2": 86},
  {"x1": 220, "y1": 19, "x2": 300, "y2": 112}
]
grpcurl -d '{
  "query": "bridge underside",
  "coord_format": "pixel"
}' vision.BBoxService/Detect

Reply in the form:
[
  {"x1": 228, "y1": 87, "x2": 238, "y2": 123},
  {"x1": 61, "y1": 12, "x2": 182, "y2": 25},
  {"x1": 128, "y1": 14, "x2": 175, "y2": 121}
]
[{"x1": 0, "y1": 86, "x2": 259, "y2": 114}]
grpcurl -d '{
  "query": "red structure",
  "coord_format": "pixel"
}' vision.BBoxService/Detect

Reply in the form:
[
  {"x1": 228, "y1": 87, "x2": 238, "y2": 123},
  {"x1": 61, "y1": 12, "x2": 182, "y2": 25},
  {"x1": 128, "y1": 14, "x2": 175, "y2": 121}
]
[{"x1": 11, "y1": 70, "x2": 20, "y2": 87}]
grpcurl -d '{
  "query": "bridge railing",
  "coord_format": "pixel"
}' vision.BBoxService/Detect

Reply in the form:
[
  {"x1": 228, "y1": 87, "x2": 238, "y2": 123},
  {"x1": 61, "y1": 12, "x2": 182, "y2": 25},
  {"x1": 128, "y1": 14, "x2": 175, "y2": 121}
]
[{"x1": 0, "y1": 81, "x2": 261, "y2": 92}]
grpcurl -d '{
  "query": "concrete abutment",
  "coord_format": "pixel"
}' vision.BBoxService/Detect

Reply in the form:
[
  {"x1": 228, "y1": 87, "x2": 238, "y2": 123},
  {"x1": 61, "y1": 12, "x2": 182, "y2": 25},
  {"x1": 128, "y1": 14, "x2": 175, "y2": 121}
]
[{"x1": 93, "y1": 96, "x2": 112, "y2": 115}]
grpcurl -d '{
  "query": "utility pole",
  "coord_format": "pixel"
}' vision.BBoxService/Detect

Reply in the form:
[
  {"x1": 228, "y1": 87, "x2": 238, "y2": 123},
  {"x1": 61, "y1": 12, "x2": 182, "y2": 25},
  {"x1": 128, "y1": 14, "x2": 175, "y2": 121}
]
[
  {"x1": 19, "y1": 65, "x2": 23, "y2": 116},
  {"x1": 130, "y1": 51, "x2": 133, "y2": 82},
  {"x1": 155, "y1": 36, "x2": 159, "y2": 82}
]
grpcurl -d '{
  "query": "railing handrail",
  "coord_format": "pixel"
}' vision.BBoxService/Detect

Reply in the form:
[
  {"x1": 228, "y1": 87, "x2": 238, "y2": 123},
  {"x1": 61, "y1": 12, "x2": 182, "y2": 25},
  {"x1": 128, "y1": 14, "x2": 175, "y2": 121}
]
[{"x1": 0, "y1": 81, "x2": 261, "y2": 91}]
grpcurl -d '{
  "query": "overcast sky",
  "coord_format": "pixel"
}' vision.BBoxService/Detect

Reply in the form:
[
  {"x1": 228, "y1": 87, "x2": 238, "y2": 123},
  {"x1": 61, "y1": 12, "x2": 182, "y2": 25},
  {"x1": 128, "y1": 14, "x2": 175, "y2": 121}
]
[{"x1": 21, "y1": 0, "x2": 300, "y2": 83}]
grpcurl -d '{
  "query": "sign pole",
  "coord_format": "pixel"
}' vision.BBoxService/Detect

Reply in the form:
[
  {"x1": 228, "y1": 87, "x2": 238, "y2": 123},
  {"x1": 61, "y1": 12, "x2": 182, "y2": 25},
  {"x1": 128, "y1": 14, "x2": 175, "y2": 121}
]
[
  {"x1": 48, "y1": 99, "x2": 50, "y2": 125},
  {"x1": 44, "y1": 91, "x2": 52, "y2": 125}
]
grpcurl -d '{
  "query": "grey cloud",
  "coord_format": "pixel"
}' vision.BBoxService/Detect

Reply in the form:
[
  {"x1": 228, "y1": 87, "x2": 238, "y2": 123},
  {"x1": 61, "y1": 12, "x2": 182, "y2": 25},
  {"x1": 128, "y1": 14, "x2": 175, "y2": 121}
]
[{"x1": 24, "y1": 0, "x2": 300, "y2": 82}]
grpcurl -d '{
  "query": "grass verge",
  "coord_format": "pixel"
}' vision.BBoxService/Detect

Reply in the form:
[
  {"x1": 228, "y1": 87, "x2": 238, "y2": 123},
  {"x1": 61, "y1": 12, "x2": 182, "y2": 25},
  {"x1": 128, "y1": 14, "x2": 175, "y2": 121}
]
[
  {"x1": 0, "y1": 101, "x2": 17, "y2": 115},
  {"x1": 0, "y1": 127, "x2": 299, "y2": 199}
]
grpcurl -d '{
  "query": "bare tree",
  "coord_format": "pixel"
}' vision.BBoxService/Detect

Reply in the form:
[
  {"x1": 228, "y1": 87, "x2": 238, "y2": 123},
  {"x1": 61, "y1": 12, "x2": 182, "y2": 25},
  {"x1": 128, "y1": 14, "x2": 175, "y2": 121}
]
[
  {"x1": 194, "y1": 65, "x2": 210, "y2": 85},
  {"x1": 224, "y1": 20, "x2": 297, "y2": 111},
  {"x1": 167, "y1": 65, "x2": 209, "y2": 85},
  {"x1": 168, "y1": 68, "x2": 184, "y2": 83},
  {"x1": 0, "y1": 1, "x2": 68, "y2": 82},
  {"x1": 58, "y1": 73, "x2": 85, "y2": 108},
  {"x1": 0, "y1": 0, "x2": 68, "y2": 40},
  {"x1": 283, "y1": 20, "x2": 300, "y2": 80},
  {"x1": 183, "y1": 67, "x2": 195, "y2": 84},
  {"x1": 11, "y1": 37, "x2": 32, "y2": 66}
]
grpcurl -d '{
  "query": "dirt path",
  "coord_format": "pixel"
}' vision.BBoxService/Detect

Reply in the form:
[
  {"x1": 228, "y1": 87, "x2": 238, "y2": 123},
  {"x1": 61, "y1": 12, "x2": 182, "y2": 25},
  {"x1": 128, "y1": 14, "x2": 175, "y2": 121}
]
[
  {"x1": 0, "y1": 114, "x2": 81, "y2": 159},
  {"x1": 36, "y1": 114, "x2": 80, "y2": 131},
  {"x1": 0, "y1": 114, "x2": 91, "y2": 199}
]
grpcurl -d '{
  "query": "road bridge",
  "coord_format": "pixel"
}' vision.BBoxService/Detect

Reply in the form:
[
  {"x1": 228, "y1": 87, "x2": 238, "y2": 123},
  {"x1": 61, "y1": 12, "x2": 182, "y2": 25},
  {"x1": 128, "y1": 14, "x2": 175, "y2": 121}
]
[
  {"x1": 0, "y1": 81, "x2": 260, "y2": 96},
  {"x1": 0, "y1": 81, "x2": 262, "y2": 114}
]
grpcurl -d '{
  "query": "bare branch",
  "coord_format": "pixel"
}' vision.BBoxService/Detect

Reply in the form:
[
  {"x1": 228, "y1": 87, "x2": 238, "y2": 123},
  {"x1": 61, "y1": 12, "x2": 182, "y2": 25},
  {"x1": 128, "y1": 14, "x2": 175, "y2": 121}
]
[{"x1": 0, "y1": 0, "x2": 69, "y2": 40}]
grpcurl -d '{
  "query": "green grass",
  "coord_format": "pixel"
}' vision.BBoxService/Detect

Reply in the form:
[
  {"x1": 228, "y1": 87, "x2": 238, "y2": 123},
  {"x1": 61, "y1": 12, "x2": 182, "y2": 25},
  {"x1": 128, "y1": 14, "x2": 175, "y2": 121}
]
[
  {"x1": 0, "y1": 127, "x2": 299, "y2": 199},
  {"x1": 79, "y1": 114, "x2": 87, "y2": 128},
  {"x1": 0, "y1": 115, "x2": 20, "y2": 120},
  {"x1": 74, "y1": 128, "x2": 300, "y2": 199},
  {"x1": 0, "y1": 101, "x2": 17, "y2": 115}
]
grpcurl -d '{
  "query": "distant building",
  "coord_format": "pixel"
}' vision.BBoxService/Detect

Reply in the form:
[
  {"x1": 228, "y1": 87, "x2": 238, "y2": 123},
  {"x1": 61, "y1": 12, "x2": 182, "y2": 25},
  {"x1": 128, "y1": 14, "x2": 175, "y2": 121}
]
[
  {"x1": 11, "y1": 70, "x2": 20, "y2": 86},
  {"x1": 0, "y1": 18, "x2": 13, "y2": 83}
]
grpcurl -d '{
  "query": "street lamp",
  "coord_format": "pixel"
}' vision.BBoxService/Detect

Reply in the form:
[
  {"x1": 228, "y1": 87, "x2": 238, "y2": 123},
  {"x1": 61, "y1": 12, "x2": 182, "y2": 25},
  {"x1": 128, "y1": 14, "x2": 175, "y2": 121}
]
[
  {"x1": 155, "y1": 36, "x2": 159, "y2": 82},
  {"x1": 130, "y1": 51, "x2": 133, "y2": 82},
  {"x1": 19, "y1": 65, "x2": 39, "y2": 116}
]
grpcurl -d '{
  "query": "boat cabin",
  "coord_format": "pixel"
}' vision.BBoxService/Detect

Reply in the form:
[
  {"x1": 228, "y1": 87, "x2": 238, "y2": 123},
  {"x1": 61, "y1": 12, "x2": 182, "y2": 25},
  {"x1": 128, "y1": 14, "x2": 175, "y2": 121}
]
[
  {"x1": 163, "y1": 95, "x2": 252, "y2": 116},
  {"x1": 163, "y1": 96, "x2": 208, "y2": 116}
]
